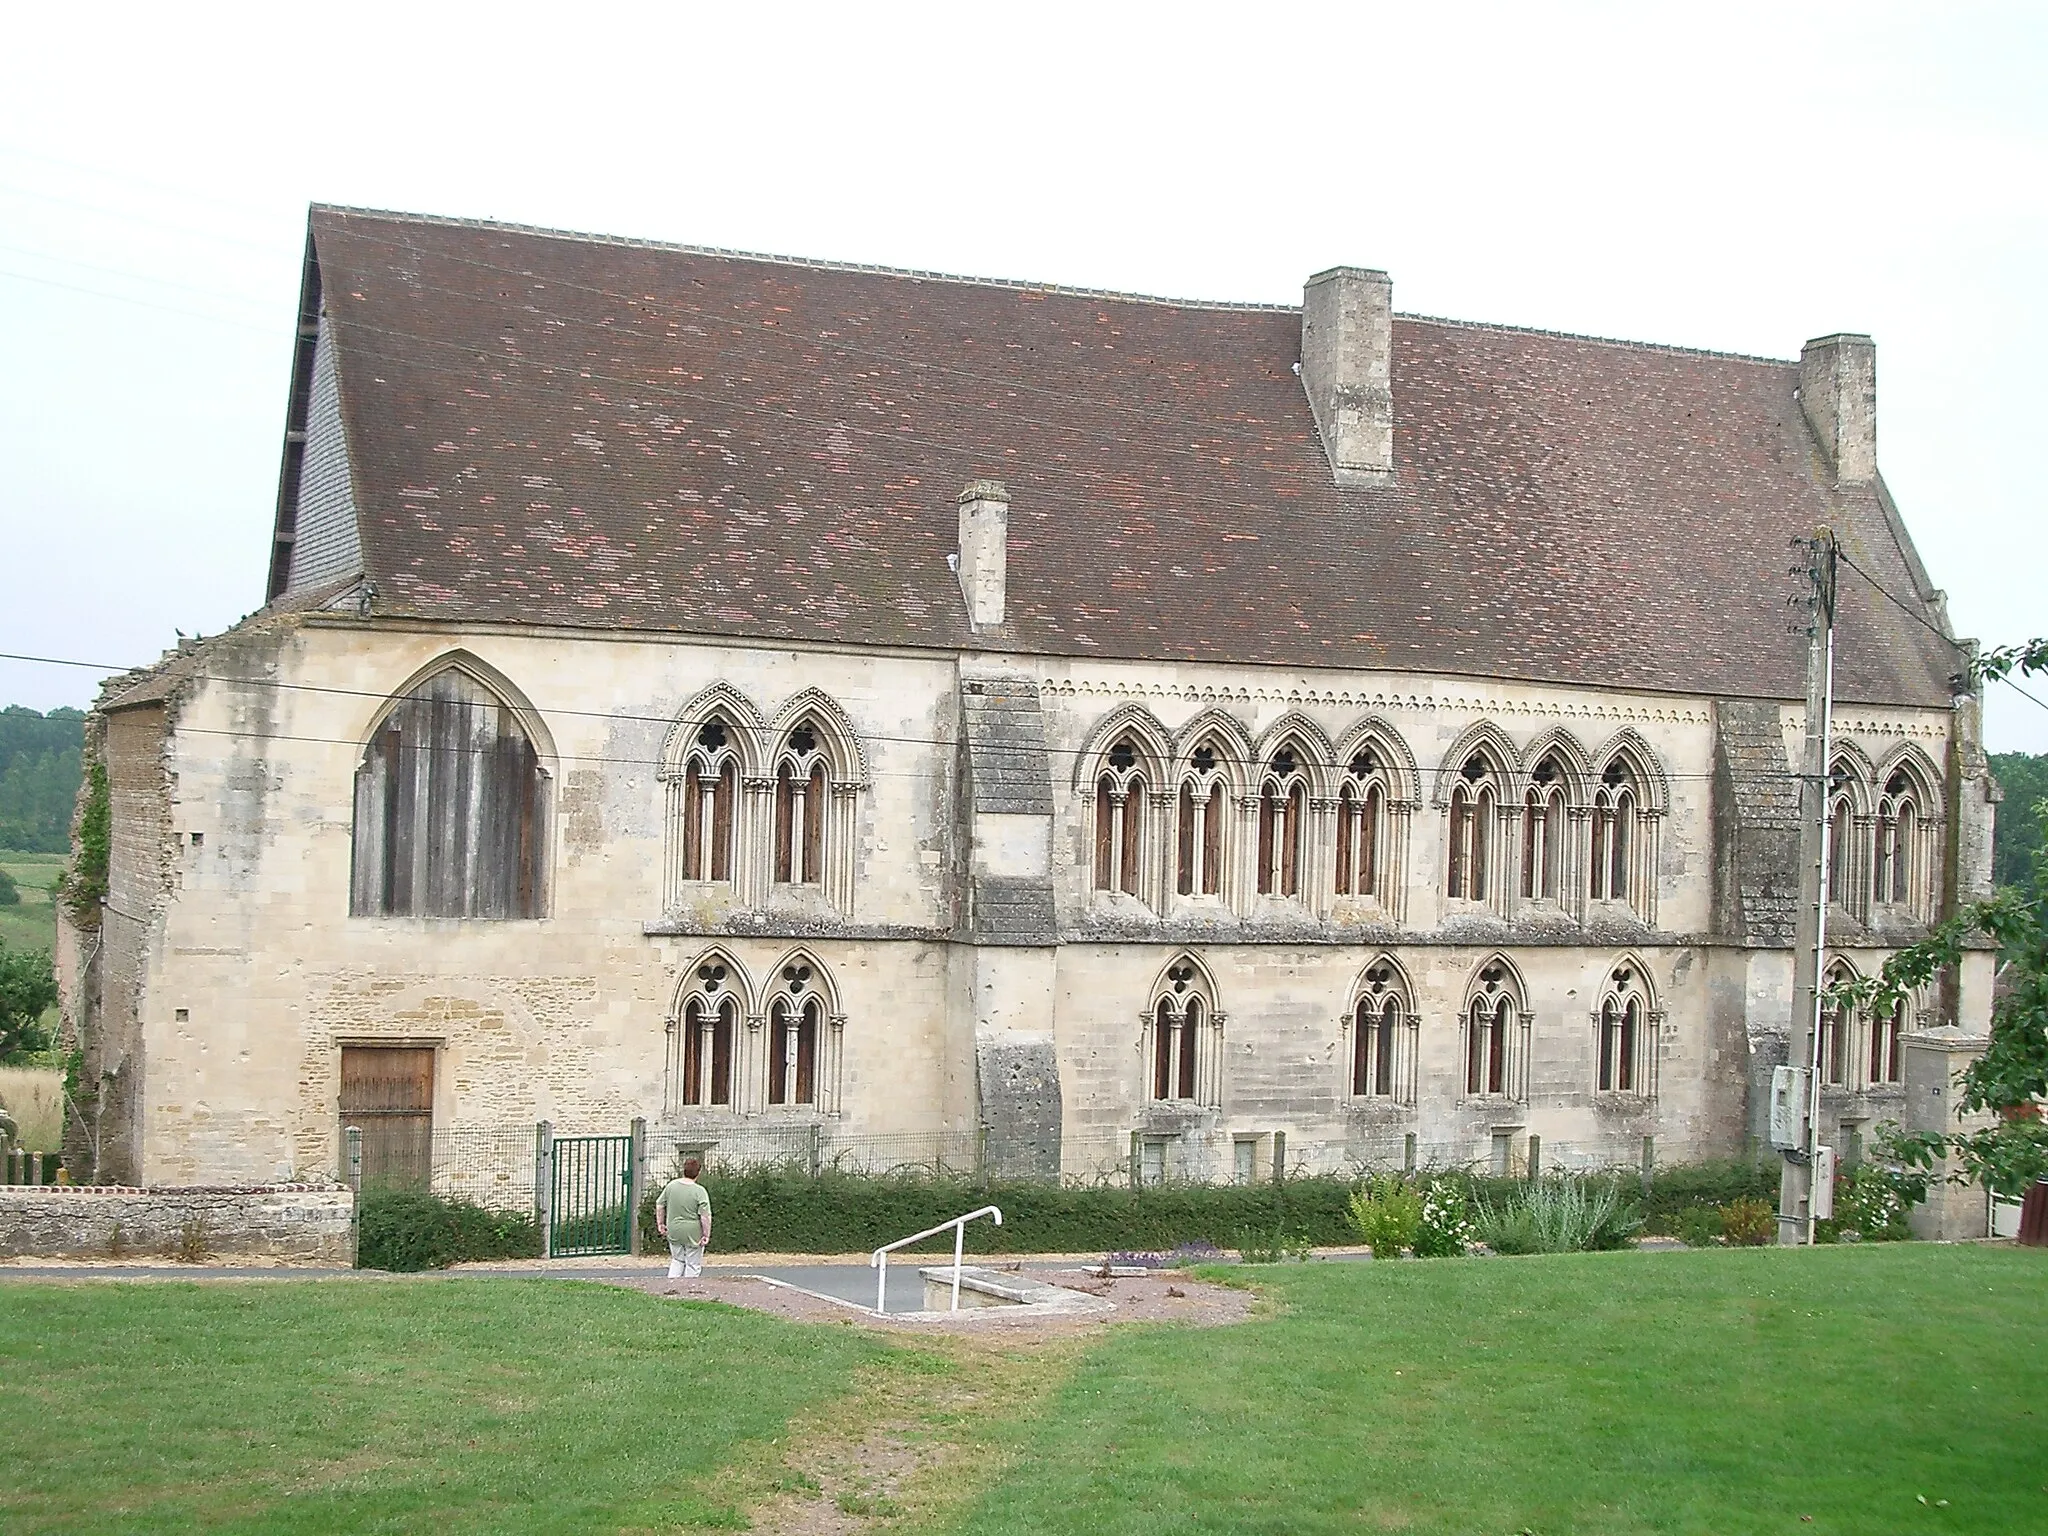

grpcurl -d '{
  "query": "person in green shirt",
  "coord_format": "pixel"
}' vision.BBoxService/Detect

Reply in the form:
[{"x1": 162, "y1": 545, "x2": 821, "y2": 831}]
[{"x1": 656, "y1": 1157, "x2": 713, "y2": 1281}]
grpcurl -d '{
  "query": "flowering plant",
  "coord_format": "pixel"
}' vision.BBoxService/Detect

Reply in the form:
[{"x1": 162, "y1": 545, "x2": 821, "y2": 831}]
[{"x1": 1412, "y1": 1180, "x2": 1477, "y2": 1258}]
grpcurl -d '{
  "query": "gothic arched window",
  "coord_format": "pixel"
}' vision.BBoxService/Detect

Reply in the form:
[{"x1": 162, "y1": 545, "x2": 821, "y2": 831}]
[
  {"x1": 767, "y1": 961, "x2": 822, "y2": 1107},
  {"x1": 1463, "y1": 960, "x2": 1525, "y2": 1099},
  {"x1": 1148, "y1": 957, "x2": 1219, "y2": 1105},
  {"x1": 1825, "y1": 759, "x2": 1865, "y2": 916},
  {"x1": 674, "y1": 956, "x2": 743, "y2": 1110},
  {"x1": 1447, "y1": 754, "x2": 1499, "y2": 901},
  {"x1": 1256, "y1": 743, "x2": 1310, "y2": 898},
  {"x1": 1590, "y1": 759, "x2": 1642, "y2": 905},
  {"x1": 350, "y1": 662, "x2": 550, "y2": 919},
  {"x1": 1175, "y1": 743, "x2": 1229, "y2": 897},
  {"x1": 1095, "y1": 739, "x2": 1147, "y2": 896},
  {"x1": 1521, "y1": 753, "x2": 1569, "y2": 902},
  {"x1": 1336, "y1": 750, "x2": 1389, "y2": 899},
  {"x1": 1595, "y1": 962, "x2": 1656, "y2": 1095},
  {"x1": 1875, "y1": 765, "x2": 1929, "y2": 913},
  {"x1": 1818, "y1": 958, "x2": 1856, "y2": 1087},
  {"x1": 774, "y1": 721, "x2": 831, "y2": 886},
  {"x1": 1349, "y1": 959, "x2": 1413, "y2": 1101},
  {"x1": 681, "y1": 718, "x2": 741, "y2": 885},
  {"x1": 1869, "y1": 994, "x2": 1905, "y2": 1086}
]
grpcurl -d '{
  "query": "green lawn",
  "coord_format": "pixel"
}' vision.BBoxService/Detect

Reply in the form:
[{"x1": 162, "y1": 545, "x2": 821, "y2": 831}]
[
  {"x1": 3, "y1": 1248, "x2": 2044, "y2": 1534},
  {"x1": 957, "y1": 1244, "x2": 2048, "y2": 1536},
  {"x1": 0, "y1": 1280, "x2": 890, "y2": 1534},
  {"x1": 0, "y1": 849, "x2": 63, "y2": 960}
]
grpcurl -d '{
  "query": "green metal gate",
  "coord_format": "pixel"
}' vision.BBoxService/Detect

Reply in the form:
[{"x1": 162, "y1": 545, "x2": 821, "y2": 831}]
[{"x1": 549, "y1": 1134, "x2": 635, "y2": 1257}]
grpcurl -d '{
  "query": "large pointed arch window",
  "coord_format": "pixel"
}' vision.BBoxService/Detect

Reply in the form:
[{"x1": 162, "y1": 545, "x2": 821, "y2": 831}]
[
  {"x1": 1825, "y1": 760, "x2": 1865, "y2": 919},
  {"x1": 1175, "y1": 744, "x2": 1229, "y2": 897},
  {"x1": 1447, "y1": 754, "x2": 1498, "y2": 902},
  {"x1": 1094, "y1": 740, "x2": 1147, "y2": 897},
  {"x1": 765, "y1": 957, "x2": 830, "y2": 1108},
  {"x1": 1256, "y1": 744, "x2": 1309, "y2": 898},
  {"x1": 1818, "y1": 958, "x2": 1856, "y2": 1087},
  {"x1": 1874, "y1": 761, "x2": 1934, "y2": 917},
  {"x1": 350, "y1": 663, "x2": 549, "y2": 918}
]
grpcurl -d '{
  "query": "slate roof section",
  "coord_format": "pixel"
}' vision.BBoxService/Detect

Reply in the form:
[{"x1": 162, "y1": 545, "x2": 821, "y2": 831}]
[
  {"x1": 1712, "y1": 700, "x2": 1803, "y2": 945},
  {"x1": 969, "y1": 877, "x2": 1060, "y2": 948},
  {"x1": 295, "y1": 206, "x2": 1959, "y2": 707}
]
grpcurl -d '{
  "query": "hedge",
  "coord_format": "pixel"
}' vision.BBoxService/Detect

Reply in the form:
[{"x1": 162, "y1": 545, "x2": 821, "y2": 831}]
[
  {"x1": 356, "y1": 1188, "x2": 543, "y2": 1271},
  {"x1": 635, "y1": 1161, "x2": 1788, "y2": 1255}
]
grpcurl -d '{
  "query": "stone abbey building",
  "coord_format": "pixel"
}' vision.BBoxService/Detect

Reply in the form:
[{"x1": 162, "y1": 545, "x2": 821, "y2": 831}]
[{"x1": 61, "y1": 207, "x2": 1997, "y2": 1191}]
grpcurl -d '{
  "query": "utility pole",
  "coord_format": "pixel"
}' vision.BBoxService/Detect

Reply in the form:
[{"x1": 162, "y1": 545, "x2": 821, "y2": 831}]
[{"x1": 1778, "y1": 530, "x2": 1838, "y2": 1246}]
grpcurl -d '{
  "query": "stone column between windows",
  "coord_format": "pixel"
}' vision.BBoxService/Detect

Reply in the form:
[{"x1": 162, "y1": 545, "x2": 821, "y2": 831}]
[
  {"x1": 741, "y1": 1012, "x2": 767, "y2": 1113},
  {"x1": 1565, "y1": 805, "x2": 1592, "y2": 923},
  {"x1": 1308, "y1": 796, "x2": 1338, "y2": 917},
  {"x1": 1498, "y1": 803, "x2": 1524, "y2": 923},
  {"x1": 739, "y1": 776, "x2": 776, "y2": 906},
  {"x1": 1147, "y1": 789, "x2": 1174, "y2": 911},
  {"x1": 1232, "y1": 792, "x2": 1259, "y2": 916},
  {"x1": 1641, "y1": 809, "x2": 1664, "y2": 928}
]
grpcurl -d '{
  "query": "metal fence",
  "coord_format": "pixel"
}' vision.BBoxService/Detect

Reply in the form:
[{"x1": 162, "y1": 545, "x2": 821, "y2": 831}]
[
  {"x1": 426, "y1": 1125, "x2": 540, "y2": 1212},
  {"x1": 647, "y1": 1124, "x2": 988, "y2": 1179}
]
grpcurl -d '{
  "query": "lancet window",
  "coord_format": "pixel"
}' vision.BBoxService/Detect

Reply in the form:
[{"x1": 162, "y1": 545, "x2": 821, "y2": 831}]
[
  {"x1": 1595, "y1": 962, "x2": 1656, "y2": 1095},
  {"x1": 1589, "y1": 761, "x2": 1638, "y2": 904},
  {"x1": 1256, "y1": 744, "x2": 1310, "y2": 898},
  {"x1": 1348, "y1": 960, "x2": 1415, "y2": 1103},
  {"x1": 674, "y1": 957, "x2": 740, "y2": 1110},
  {"x1": 1094, "y1": 740, "x2": 1147, "y2": 897},
  {"x1": 349, "y1": 660, "x2": 551, "y2": 919},
  {"x1": 1146, "y1": 958, "x2": 1220, "y2": 1106},
  {"x1": 767, "y1": 959, "x2": 823, "y2": 1107},
  {"x1": 1462, "y1": 960, "x2": 1527, "y2": 1100},
  {"x1": 1826, "y1": 762, "x2": 1862, "y2": 917},
  {"x1": 1521, "y1": 754, "x2": 1569, "y2": 902},
  {"x1": 679, "y1": 718, "x2": 741, "y2": 885},
  {"x1": 1336, "y1": 751, "x2": 1389, "y2": 899},
  {"x1": 1873, "y1": 757, "x2": 1936, "y2": 918},
  {"x1": 773, "y1": 723, "x2": 830, "y2": 886},
  {"x1": 1818, "y1": 959, "x2": 1856, "y2": 1087},
  {"x1": 1446, "y1": 754, "x2": 1499, "y2": 902},
  {"x1": 1869, "y1": 995, "x2": 1905, "y2": 1086},
  {"x1": 1175, "y1": 743, "x2": 1229, "y2": 898}
]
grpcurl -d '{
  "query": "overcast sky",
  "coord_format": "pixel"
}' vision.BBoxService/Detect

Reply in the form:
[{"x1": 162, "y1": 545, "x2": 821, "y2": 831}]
[{"x1": 2, "y1": 2, "x2": 2041, "y2": 748}]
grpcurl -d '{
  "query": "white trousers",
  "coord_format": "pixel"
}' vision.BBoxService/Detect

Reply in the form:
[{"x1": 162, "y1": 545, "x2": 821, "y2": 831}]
[{"x1": 667, "y1": 1238, "x2": 705, "y2": 1278}]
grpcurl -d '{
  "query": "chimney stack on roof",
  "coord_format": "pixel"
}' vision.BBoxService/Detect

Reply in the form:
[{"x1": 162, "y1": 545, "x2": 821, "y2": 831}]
[
  {"x1": 1799, "y1": 333, "x2": 1877, "y2": 486},
  {"x1": 956, "y1": 479, "x2": 1009, "y2": 630},
  {"x1": 1300, "y1": 266, "x2": 1394, "y2": 487}
]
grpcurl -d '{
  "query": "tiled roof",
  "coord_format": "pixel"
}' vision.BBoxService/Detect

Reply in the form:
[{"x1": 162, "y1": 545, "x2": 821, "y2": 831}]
[{"x1": 299, "y1": 206, "x2": 1958, "y2": 707}]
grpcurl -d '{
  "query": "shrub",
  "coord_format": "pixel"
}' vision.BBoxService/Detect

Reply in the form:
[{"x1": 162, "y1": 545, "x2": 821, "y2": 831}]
[
  {"x1": 1819, "y1": 1166, "x2": 1915, "y2": 1243},
  {"x1": 1234, "y1": 1225, "x2": 1313, "y2": 1264},
  {"x1": 635, "y1": 1166, "x2": 1362, "y2": 1255},
  {"x1": 1347, "y1": 1174, "x2": 1423, "y2": 1258},
  {"x1": 1676, "y1": 1205, "x2": 1725, "y2": 1247},
  {"x1": 1412, "y1": 1180, "x2": 1476, "y2": 1258},
  {"x1": 1473, "y1": 1175, "x2": 1643, "y2": 1255},
  {"x1": 1719, "y1": 1197, "x2": 1776, "y2": 1247},
  {"x1": 356, "y1": 1188, "x2": 543, "y2": 1271}
]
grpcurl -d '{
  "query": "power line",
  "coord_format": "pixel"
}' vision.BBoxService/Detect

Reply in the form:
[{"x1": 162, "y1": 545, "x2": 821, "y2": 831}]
[
  {"x1": 0, "y1": 266, "x2": 276, "y2": 332},
  {"x1": 1836, "y1": 550, "x2": 2046, "y2": 715},
  {"x1": 0, "y1": 646, "x2": 1795, "y2": 782}
]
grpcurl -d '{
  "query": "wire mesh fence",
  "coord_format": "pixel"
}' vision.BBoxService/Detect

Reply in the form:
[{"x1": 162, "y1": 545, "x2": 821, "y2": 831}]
[
  {"x1": 647, "y1": 1124, "x2": 988, "y2": 1179},
  {"x1": 427, "y1": 1125, "x2": 539, "y2": 1211}
]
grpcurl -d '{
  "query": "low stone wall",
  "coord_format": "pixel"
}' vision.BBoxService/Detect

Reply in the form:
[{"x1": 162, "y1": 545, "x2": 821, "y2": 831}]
[{"x1": 0, "y1": 1184, "x2": 354, "y2": 1265}]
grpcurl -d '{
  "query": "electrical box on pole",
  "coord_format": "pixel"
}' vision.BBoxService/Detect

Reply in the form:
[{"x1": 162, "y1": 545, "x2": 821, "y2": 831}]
[
  {"x1": 1769, "y1": 1066, "x2": 1808, "y2": 1150},
  {"x1": 1812, "y1": 1145, "x2": 1836, "y2": 1221}
]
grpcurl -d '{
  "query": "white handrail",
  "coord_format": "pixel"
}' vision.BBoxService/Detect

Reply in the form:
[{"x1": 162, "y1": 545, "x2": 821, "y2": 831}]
[{"x1": 870, "y1": 1204, "x2": 1003, "y2": 1315}]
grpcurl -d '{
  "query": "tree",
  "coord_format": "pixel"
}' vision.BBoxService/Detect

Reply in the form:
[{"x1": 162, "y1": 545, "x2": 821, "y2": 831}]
[
  {"x1": 1839, "y1": 639, "x2": 2048, "y2": 1198},
  {"x1": 1989, "y1": 752, "x2": 2048, "y2": 890},
  {"x1": 0, "y1": 938, "x2": 57, "y2": 1064},
  {"x1": 0, "y1": 706, "x2": 85, "y2": 854}
]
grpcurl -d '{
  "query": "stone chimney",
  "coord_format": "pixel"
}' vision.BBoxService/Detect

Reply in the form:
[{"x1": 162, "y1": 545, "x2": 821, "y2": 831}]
[
  {"x1": 1300, "y1": 266, "x2": 1394, "y2": 487},
  {"x1": 956, "y1": 479, "x2": 1009, "y2": 629},
  {"x1": 1799, "y1": 333, "x2": 1876, "y2": 485}
]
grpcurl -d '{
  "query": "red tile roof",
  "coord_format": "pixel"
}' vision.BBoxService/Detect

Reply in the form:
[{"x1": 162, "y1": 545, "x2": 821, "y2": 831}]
[{"x1": 300, "y1": 206, "x2": 1957, "y2": 707}]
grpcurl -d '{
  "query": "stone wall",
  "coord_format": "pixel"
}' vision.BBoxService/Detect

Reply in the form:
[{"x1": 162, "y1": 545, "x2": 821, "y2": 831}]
[{"x1": 0, "y1": 1184, "x2": 354, "y2": 1264}]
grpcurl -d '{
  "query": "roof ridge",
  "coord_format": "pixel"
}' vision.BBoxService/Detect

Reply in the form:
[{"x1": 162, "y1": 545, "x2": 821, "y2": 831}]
[
  {"x1": 309, "y1": 204, "x2": 1302, "y2": 315},
  {"x1": 1396, "y1": 311, "x2": 1795, "y2": 368}
]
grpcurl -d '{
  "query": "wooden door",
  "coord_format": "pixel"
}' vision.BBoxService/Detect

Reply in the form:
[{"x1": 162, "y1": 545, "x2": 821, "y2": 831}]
[{"x1": 340, "y1": 1046, "x2": 435, "y2": 1188}]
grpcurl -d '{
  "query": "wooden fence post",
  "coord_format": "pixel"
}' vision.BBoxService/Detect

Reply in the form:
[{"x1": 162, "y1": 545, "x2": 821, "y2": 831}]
[{"x1": 1527, "y1": 1134, "x2": 1541, "y2": 1182}]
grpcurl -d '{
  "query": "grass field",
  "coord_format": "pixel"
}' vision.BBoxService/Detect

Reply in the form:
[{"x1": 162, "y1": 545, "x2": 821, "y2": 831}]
[
  {"x1": 0, "y1": 1066, "x2": 63, "y2": 1150},
  {"x1": 1, "y1": 1247, "x2": 2043, "y2": 1534},
  {"x1": 0, "y1": 849, "x2": 63, "y2": 959}
]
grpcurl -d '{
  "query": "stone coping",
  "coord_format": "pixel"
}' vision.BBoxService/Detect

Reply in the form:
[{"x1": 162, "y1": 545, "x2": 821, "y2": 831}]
[{"x1": 0, "y1": 1184, "x2": 348, "y2": 1197}]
